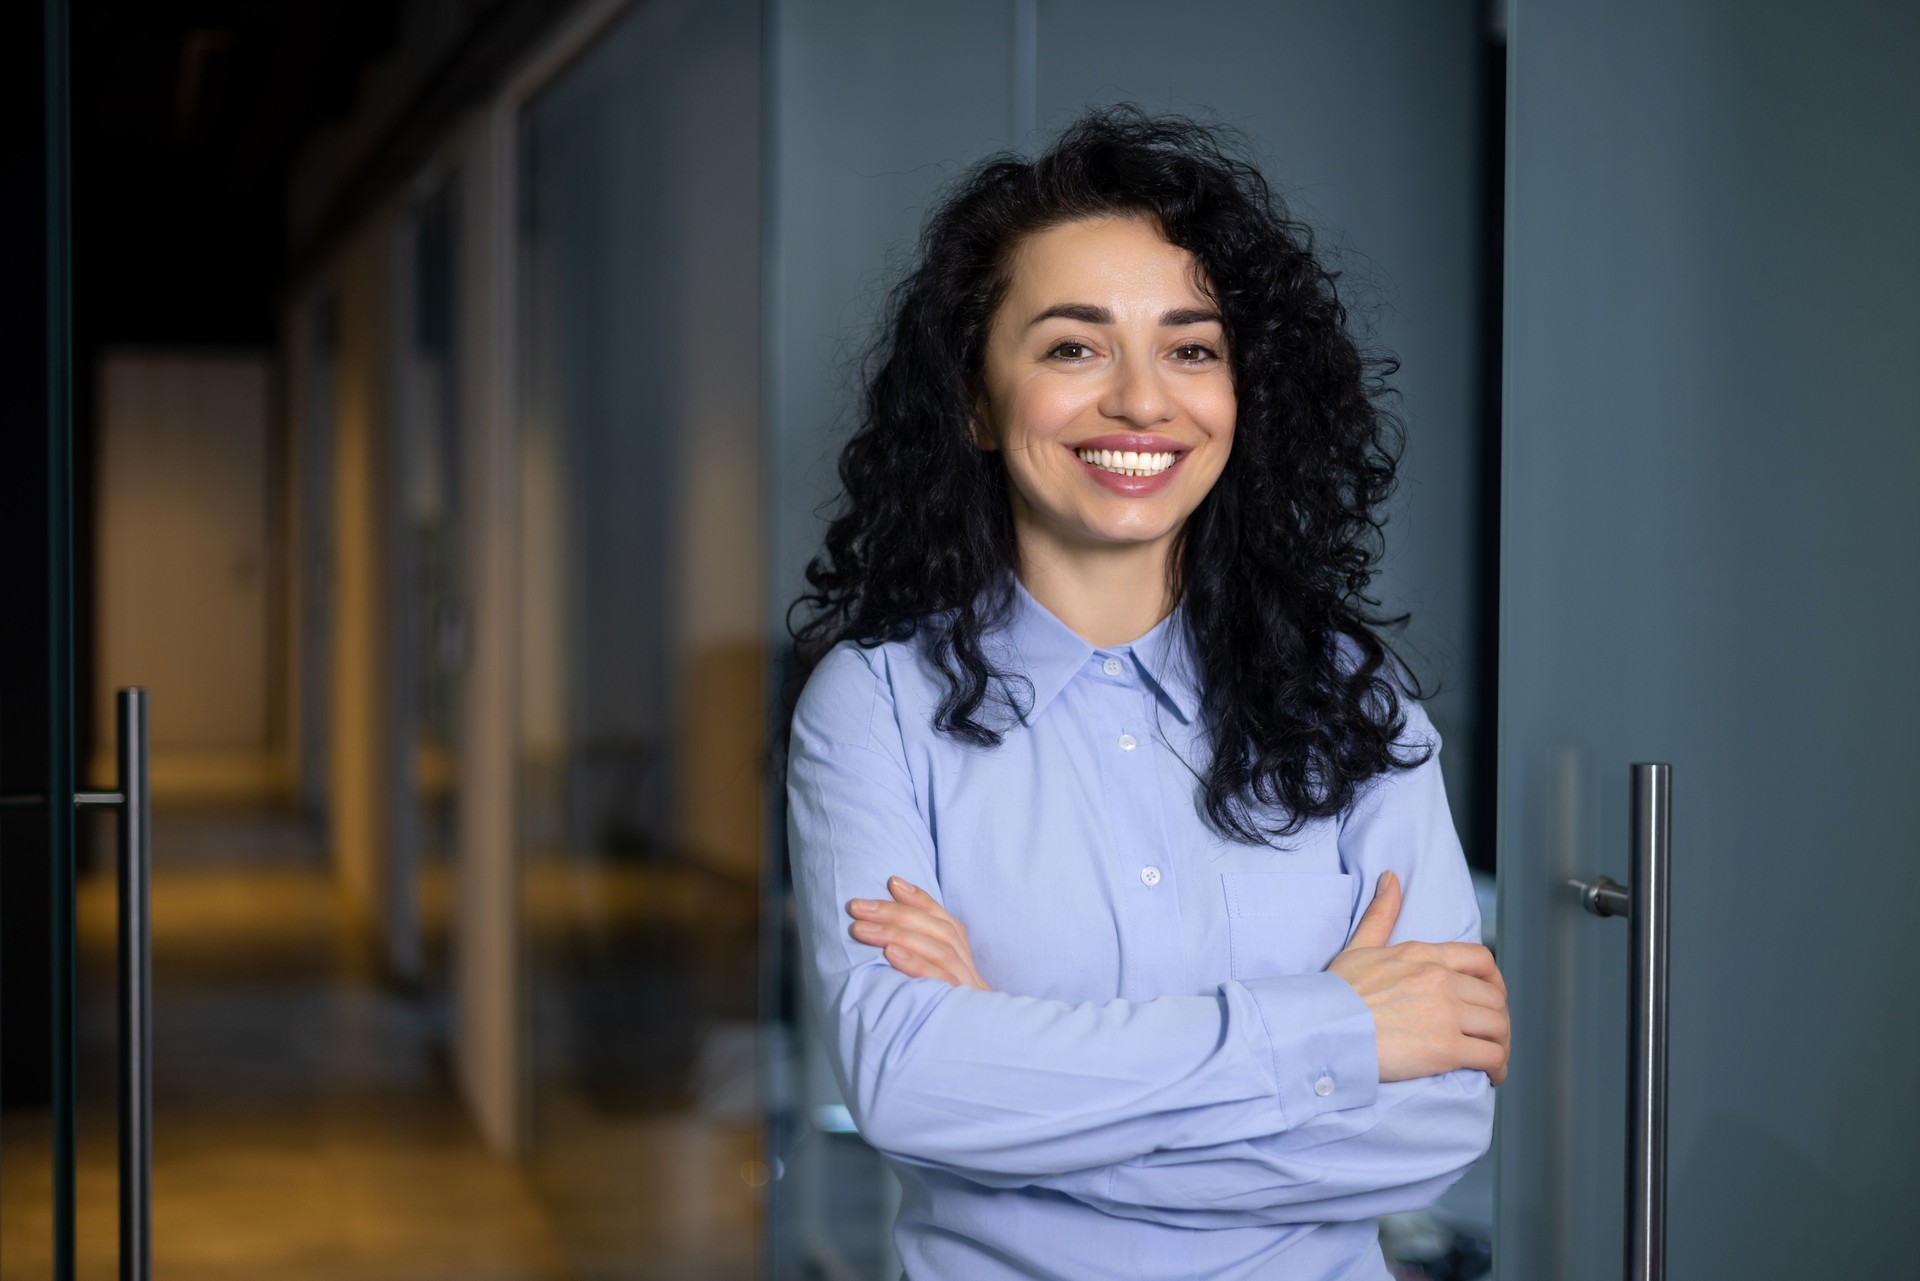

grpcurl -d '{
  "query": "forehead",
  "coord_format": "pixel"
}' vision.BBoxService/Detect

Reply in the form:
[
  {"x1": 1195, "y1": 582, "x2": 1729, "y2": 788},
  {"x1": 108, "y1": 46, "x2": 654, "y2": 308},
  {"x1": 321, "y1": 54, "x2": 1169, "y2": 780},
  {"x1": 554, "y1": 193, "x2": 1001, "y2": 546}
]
[{"x1": 1001, "y1": 215, "x2": 1212, "y2": 308}]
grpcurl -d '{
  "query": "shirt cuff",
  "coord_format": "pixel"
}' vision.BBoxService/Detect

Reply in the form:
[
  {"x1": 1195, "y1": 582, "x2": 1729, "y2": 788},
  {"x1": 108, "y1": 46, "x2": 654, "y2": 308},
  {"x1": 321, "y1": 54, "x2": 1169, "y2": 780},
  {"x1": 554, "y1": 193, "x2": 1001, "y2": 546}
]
[{"x1": 1236, "y1": 971, "x2": 1380, "y2": 1125}]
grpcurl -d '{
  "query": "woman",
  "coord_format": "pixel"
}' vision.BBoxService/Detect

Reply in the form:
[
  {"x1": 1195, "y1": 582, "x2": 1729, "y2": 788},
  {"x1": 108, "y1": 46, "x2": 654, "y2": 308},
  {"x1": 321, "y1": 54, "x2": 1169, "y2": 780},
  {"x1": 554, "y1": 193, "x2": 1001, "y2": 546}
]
[{"x1": 785, "y1": 107, "x2": 1509, "y2": 1281}]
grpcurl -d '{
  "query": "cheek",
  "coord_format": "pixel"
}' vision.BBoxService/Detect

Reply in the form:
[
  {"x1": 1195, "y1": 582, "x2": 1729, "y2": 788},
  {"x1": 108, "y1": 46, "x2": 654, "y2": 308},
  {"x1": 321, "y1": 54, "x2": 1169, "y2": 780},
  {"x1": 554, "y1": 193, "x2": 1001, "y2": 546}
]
[
  {"x1": 1189, "y1": 388, "x2": 1236, "y2": 485},
  {"x1": 1194, "y1": 380, "x2": 1237, "y2": 437},
  {"x1": 999, "y1": 379, "x2": 1092, "y2": 447}
]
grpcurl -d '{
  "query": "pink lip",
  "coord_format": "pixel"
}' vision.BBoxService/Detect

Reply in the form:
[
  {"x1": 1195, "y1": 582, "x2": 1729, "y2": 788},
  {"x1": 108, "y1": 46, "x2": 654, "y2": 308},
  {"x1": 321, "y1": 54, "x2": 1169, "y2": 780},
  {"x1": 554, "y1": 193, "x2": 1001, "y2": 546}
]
[{"x1": 1068, "y1": 436, "x2": 1189, "y2": 497}]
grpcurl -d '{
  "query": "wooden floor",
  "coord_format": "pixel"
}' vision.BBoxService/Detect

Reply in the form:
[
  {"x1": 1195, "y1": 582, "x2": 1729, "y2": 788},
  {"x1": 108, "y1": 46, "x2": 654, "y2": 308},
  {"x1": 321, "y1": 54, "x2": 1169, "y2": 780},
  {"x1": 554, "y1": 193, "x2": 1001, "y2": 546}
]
[{"x1": 0, "y1": 810, "x2": 759, "y2": 1280}]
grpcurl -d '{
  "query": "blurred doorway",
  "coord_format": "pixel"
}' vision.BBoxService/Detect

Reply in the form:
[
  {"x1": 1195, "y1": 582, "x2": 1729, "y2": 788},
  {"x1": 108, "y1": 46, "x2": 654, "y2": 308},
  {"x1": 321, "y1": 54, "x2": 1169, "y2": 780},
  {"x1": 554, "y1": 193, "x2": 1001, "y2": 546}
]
[{"x1": 92, "y1": 351, "x2": 278, "y2": 803}]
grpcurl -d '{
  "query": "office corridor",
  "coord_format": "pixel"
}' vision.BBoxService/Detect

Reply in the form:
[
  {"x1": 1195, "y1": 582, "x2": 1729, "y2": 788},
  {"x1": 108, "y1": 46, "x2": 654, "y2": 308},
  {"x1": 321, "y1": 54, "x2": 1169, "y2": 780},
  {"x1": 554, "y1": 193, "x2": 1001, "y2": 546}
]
[{"x1": 1, "y1": 810, "x2": 569, "y2": 1280}]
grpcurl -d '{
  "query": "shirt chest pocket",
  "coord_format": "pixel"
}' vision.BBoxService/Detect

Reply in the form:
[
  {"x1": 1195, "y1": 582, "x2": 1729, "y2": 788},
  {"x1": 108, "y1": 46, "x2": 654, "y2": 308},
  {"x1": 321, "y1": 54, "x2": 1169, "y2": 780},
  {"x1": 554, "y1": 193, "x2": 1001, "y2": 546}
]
[{"x1": 1221, "y1": 871, "x2": 1356, "y2": 980}]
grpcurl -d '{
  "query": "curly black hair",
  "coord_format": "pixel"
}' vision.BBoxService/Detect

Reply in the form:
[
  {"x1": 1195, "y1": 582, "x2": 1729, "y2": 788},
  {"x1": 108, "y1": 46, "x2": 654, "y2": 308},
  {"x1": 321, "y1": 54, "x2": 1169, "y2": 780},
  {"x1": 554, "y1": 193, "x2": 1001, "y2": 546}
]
[{"x1": 789, "y1": 105, "x2": 1428, "y2": 841}]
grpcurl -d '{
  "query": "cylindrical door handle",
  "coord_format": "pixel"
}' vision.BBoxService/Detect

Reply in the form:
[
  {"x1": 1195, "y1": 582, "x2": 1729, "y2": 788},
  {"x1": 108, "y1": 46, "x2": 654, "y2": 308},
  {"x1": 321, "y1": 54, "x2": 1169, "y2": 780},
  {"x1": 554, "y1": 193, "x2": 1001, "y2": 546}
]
[
  {"x1": 1625, "y1": 763, "x2": 1670, "y2": 1281},
  {"x1": 77, "y1": 692, "x2": 151, "y2": 1281},
  {"x1": 116, "y1": 689, "x2": 152, "y2": 1281},
  {"x1": 1569, "y1": 762, "x2": 1670, "y2": 1281}
]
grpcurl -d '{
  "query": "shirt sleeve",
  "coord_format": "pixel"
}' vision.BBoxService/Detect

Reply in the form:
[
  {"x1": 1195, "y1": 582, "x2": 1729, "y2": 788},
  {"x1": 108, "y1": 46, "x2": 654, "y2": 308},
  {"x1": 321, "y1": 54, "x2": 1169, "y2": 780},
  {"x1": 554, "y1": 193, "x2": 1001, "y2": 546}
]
[
  {"x1": 1034, "y1": 696, "x2": 1497, "y2": 1224},
  {"x1": 786, "y1": 643, "x2": 1381, "y2": 1183}
]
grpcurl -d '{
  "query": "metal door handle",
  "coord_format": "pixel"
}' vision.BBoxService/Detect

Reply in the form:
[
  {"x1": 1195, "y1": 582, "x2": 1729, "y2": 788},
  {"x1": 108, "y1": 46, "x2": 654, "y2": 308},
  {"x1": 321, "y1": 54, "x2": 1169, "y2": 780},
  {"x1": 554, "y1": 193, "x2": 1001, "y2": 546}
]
[
  {"x1": 116, "y1": 689, "x2": 152, "y2": 1281},
  {"x1": 76, "y1": 689, "x2": 152, "y2": 1281},
  {"x1": 1569, "y1": 762, "x2": 1670, "y2": 1281}
]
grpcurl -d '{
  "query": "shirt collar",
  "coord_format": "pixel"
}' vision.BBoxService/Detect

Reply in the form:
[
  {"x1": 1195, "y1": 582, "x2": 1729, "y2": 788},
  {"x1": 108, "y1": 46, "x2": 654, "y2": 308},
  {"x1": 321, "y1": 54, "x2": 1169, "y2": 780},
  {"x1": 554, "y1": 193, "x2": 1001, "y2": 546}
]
[{"x1": 999, "y1": 578, "x2": 1203, "y2": 726}]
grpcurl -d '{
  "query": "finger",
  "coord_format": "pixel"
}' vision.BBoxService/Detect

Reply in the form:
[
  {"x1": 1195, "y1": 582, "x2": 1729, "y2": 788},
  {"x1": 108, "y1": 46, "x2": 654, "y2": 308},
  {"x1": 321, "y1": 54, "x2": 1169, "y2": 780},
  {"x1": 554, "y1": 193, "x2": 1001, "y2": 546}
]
[
  {"x1": 1455, "y1": 1002, "x2": 1509, "y2": 1043},
  {"x1": 849, "y1": 900, "x2": 962, "y2": 948},
  {"x1": 851, "y1": 892, "x2": 944, "y2": 918},
  {"x1": 1449, "y1": 972, "x2": 1508, "y2": 1011},
  {"x1": 882, "y1": 936, "x2": 987, "y2": 991},
  {"x1": 888, "y1": 876, "x2": 958, "y2": 925},
  {"x1": 851, "y1": 918, "x2": 970, "y2": 975},
  {"x1": 1450, "y1": 1033, "x2": 1507, "y2": 1077},
  {"x1": 1435, "y1": 942, "x2": 1504, "y2": 993},
  {"x1": 1346, "y1": 870, "x2": 1402, "y2": 950},
  {"x1": 849, "y1": 897, "x2": 943, "y2": 926},
  {"x1": 881, "y1": 942, "x2": 967, "y2": 988},
  {"x1": 1457, "y1": 1007, "x2": 1511, "y2": 1087},
  {"x1": 1483, "y1": 954, "x2": 1508, "y2": 998},
  {"x1": 1475, "y1": 1036, "x2": 1510, "y2": 1087}
]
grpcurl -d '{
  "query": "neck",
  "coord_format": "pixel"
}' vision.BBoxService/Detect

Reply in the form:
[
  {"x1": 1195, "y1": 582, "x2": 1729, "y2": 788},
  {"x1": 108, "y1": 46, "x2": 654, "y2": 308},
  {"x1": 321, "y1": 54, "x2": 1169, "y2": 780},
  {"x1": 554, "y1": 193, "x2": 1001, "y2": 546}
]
[{"x1": 1014, "y1": 530, "x2": 1178, "y2": 648}]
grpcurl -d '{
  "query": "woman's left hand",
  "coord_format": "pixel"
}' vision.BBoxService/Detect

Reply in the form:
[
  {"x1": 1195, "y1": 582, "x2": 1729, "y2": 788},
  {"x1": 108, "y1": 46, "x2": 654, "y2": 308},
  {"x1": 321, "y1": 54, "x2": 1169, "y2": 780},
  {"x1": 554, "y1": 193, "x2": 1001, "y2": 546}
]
[{"x1": 846, "y1": 877, "x2": 991, "y2": 990}]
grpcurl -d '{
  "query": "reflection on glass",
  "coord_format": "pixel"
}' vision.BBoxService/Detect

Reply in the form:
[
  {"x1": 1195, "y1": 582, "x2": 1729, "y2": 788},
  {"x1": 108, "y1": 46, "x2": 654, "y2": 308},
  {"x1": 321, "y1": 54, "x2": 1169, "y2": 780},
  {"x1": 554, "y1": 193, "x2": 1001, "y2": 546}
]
[
  {"x1": 514, "y1": 0, "x2": 764, "y2": 1273},
  {"x1": 398, "y1": 177, "x2": 464, "y2": 991}
]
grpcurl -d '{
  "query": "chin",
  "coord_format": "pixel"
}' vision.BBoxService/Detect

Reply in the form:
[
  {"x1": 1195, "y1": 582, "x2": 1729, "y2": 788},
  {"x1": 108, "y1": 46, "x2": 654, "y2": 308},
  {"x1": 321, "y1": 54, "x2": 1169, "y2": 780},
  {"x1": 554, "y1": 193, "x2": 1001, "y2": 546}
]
[{"x1": 1080, "y1": 516, "x2": 1185, "y2": 548}]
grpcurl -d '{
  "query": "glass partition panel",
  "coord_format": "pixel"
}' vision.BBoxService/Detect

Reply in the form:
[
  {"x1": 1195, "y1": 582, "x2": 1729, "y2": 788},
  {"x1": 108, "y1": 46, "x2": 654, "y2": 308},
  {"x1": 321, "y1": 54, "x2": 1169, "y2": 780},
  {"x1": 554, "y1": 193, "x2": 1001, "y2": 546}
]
[
  {"x1": 758, "y1": 6, "x2": 1496, "y2": 1278},
  {"x1": 515, "y1": 0, "x2": 764, "y2": 1274},
  {"x1": 395, "y1": 176, "x2": 463, "y2": 994}
]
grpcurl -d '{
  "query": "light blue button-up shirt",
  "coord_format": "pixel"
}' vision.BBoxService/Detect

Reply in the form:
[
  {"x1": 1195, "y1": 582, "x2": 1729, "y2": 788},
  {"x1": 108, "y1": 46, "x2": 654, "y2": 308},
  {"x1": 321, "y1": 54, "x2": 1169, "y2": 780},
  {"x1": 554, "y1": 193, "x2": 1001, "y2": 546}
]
[{"x1": 787, "y1": 580, "x2": 1494, "y2": 1280}]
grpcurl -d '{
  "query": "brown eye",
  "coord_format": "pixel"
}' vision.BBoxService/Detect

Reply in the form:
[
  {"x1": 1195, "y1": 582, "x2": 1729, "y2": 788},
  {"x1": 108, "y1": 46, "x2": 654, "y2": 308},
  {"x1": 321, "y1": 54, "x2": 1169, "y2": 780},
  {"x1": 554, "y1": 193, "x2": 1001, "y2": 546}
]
[
  {"x1": 1173, "y1": 343, "x2": 1219, "y2": 364},
  {"x1": 1048, "y1": 341, "x2": 1092, "y2": 361}
]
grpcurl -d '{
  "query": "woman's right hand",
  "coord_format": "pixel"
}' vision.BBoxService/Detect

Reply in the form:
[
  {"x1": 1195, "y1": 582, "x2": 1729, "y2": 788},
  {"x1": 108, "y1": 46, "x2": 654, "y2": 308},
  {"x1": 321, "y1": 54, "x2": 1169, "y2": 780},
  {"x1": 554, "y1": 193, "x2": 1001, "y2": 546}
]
[{"x1": 1327, "y1": 871, "x2": 1511, "y2": 1086}]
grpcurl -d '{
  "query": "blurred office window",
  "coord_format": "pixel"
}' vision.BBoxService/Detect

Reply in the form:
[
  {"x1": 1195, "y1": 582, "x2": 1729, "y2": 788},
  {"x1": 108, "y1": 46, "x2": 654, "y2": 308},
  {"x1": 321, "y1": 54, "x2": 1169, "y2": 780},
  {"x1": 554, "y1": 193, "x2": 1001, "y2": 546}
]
[{"x1": 513, "y1": 0, "x2": 765, "y2": 1273}]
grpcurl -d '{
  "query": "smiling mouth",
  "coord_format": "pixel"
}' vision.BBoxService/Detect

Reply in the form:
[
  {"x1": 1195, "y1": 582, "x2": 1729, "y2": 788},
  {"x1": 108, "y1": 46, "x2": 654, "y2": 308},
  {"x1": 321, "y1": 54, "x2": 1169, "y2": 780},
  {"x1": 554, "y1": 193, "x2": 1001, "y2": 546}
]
[{"x1": 1074, "y1": 447, "x2": 1180, "y2": 478}]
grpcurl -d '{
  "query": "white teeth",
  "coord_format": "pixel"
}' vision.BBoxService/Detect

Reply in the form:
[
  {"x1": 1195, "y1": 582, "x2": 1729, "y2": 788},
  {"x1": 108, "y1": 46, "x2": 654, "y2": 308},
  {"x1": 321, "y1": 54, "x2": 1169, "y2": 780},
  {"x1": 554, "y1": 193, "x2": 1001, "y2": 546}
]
[{"x1": 1075, "y1": 447, "x2": 1178, "y2": 478}]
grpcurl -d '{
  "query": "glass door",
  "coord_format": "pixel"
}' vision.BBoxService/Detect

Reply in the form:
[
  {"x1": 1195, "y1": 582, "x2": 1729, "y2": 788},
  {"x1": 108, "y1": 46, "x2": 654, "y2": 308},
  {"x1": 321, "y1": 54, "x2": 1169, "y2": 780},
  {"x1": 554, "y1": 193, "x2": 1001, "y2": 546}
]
[
  {"x1": 1495, "y1": 0, "x2": 1920, "y2": 1276},
  {"x1": 2, "y1": 3, "x2": 151, "y2": 1277}
]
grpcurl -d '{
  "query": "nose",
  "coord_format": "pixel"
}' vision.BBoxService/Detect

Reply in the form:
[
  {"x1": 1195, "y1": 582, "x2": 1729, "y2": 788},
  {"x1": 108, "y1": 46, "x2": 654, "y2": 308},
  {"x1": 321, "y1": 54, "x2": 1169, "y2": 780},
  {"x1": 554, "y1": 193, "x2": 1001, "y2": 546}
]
[{"x1": 1098, "y1": 352, "x2": 1174, "y2": 427}]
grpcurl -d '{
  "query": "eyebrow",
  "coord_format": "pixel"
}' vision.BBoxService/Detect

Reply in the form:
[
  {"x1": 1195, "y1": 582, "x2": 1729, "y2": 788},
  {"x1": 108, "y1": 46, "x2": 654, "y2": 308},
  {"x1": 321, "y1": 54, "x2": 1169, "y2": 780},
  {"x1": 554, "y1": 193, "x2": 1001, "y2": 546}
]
[{"x1": 1026, "y1": 303, "x2": 1222, "y2": 328}]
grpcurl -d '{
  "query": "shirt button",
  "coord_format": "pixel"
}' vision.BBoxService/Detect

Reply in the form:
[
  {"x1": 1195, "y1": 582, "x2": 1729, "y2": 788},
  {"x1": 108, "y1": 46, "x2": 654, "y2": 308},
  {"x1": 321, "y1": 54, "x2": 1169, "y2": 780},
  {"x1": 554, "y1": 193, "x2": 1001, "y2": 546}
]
[
  {"x1": 1140, "y1": 866, "x2": 1162, "y2": 886},
  {"x1": 1101, "y1": 657, "x2": 1123, "y2": 677},
  {"x1": 1117, "y1": 733, "x2": 1137, "y2": 751},
  {"x1": 1314, "y1": 1074, "x2": 1336, "y2": 1097}
]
